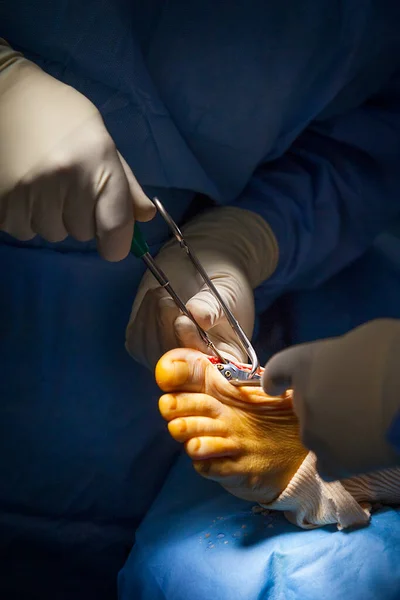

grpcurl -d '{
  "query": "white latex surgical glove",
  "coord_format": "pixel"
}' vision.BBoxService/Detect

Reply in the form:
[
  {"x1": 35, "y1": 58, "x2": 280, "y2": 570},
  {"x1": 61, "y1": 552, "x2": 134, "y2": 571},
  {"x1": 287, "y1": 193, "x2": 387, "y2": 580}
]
[
  {"x1": 0, "y1": 39, "x2": 155, "y2": 261},
  {"x1": 126, "y1": 206, "x2": 278, "y2": 369},
  {"x1": 262, "y1": 319, "x2": 400, "y2": 480}
]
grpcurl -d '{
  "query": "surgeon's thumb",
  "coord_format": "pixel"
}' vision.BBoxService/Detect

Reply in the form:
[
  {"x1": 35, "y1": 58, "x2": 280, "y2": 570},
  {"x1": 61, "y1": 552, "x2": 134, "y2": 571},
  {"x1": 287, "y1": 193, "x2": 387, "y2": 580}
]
[
  {"x1": 118, "y1": 152, "x2": 156, "y2": 222},
  {"x1": 262, "y1": 344, "x2": 312, "y2": 396},
  {"x1": 172, "y1": 287, "x2": 224, "y2": 355},
  {"x1": 186, "y1": 288, "x2": 224, "y2": 332}
]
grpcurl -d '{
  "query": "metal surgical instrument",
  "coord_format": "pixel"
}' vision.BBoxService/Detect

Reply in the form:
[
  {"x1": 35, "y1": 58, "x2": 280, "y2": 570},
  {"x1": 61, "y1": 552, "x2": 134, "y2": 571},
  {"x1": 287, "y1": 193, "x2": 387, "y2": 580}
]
[
  {"x1": 131, "y1": 197, "x2": 261, "y2": 382},
  {"x1": 131, "y1": 223, "x2": 227, "y2": 365}
]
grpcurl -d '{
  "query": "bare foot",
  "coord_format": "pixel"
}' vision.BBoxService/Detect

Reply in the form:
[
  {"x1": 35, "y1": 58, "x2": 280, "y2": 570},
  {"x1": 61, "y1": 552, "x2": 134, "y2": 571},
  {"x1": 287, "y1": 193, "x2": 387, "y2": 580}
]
[{"x1": 156, "y1": 349, "x2": 308, "y2": 504}]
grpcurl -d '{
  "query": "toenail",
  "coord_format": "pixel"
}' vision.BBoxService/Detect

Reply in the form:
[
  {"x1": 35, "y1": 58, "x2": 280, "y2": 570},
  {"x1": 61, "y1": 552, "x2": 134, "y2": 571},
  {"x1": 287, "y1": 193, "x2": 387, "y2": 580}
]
[
  {"x1": 172, "y1": 360, "x2": 189, "y2": 386},
  {"x1": 167, "y1": 395, "x2": 177, "y2": 411},
  {"x1": 160, "y1": 394, "x2": 177, "y2": 411},
  {"x1": 191, "y1": 438, "x2": 201, "y2": 451},
  {"x1": 176, "y1": 419, "x2": 187, "y2": 433}
]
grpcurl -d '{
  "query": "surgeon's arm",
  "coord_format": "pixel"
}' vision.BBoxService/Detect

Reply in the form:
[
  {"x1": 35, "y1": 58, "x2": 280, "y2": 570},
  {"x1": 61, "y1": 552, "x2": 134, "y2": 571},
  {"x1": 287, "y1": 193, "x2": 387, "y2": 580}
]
[
  {"x1": 234, "y1": 71, "x2": 400, "y2": 304},
  {"x1": 127, "y1": 72, "x2": 399, "y2": 368}
]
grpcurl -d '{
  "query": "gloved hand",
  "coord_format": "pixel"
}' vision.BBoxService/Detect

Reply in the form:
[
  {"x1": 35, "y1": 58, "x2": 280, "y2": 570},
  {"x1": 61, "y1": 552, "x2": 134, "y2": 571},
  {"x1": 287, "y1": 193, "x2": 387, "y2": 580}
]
[
  {"x1": 262, "y1": 319, "x2": 400, "y2": 480},
  {"x1": 0, "y1": 39, "x2": 155, "y2": 261},
  {"x1": 126, "y1": 206, "x2": 278, "y2": 369}
]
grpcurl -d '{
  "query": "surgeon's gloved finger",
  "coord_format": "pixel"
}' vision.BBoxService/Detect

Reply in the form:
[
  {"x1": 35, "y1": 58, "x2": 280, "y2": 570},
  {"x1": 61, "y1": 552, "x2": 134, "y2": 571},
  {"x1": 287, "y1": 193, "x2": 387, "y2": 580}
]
[
  {"x1": 64, "y1": 196, "x2": 96, "y2": 242},
  {"x1": 0, "y1": 193, "x2": 35, "y2": 240},
  {"x1": 94, "y1": 150, "x2": 136, "y2": 262},
  {"x1": 174, "y1": 314, "x2": 247, "y2": 364},
  {"x1": 125, "y1": 287, "x2": 157, "y2": 367},
  {"x1": 175, "y1": 294, "x2": 225, "y2": 356},
  {"x1": 308, "y1": 426, "x2": 354, "y2": 482},
  {"x1": 176, "y1": 276, "x2": 254, "y2": 363},
  {"x1": 173, "y1": 287, "x2": 221, "y2": 351},
  {"x1": 174, "y1": 315, "x2": 213, "y2": 355},
  {"x1": 0, "y1": 192, "x2": 6, "y2": 223},
  {"x1": 173, "y1": 317, "x2": 240, "y2": 363},
  {"x1": 185, "y1": 285, "x2": 229, "y2": 332},
  {"x1": 32, "y1": 195, "x2": 68, "y2": 243},
  {"x1": 117, "y1": 152, "x2": 156, "y2": 222},
  {"x1": 63, "y1": 172, "x2": 96, "y2": 242},
  {"x1": 210, "y1": 336, "x2": 246, "y2": 364},
  {"x1": 178, "y1": 278, "x2": 237, "y2": 345},
  {"x1": 262, "y1": 344, "x2": 314, "y2": 396},
  {"x1": 29, "y1": 174, "x2": 70, "y2": 242}
]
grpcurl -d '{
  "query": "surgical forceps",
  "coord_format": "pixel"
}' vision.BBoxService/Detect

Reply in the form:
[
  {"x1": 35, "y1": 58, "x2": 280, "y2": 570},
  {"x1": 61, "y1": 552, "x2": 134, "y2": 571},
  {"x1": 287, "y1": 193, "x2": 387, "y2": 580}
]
[{"x1": 131, "y1": 198, "x2": 261, "y2": 384}]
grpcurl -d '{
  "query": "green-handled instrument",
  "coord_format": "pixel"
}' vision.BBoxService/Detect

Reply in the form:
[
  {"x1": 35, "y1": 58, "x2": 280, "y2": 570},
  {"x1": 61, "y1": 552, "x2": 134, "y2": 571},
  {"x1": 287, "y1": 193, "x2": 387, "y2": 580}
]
[
  {"x1": 131, "y1": 197, "x2": 262, "y2": 380},
  {"x1": 131, "y1": 223, "x2": 227, "y2": 364}
]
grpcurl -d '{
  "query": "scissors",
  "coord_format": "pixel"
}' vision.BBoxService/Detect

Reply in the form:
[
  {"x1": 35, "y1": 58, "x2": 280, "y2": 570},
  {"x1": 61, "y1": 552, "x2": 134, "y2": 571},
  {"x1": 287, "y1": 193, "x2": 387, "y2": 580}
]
[{"x1": 131, "y1": 197, "x2": 261, "y2": 386}]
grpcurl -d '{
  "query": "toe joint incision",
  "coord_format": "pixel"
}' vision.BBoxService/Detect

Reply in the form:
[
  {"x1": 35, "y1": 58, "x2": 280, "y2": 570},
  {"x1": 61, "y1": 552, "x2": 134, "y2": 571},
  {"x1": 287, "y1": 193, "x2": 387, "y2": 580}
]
[{"x1": 208, "y1": 357, "x2": 263, "y2": 387}]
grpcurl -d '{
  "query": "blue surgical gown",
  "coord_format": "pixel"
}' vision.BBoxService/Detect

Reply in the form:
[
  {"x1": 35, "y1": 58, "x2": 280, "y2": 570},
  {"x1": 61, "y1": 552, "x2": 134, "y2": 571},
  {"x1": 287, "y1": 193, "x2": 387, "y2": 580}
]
[{"x1": 1, "y1": 1, "x2": 400, "y2": 598}]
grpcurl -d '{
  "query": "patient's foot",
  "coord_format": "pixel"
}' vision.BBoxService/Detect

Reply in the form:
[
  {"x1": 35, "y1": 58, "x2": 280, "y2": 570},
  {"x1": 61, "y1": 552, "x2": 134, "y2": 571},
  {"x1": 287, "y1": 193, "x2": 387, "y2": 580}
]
[{"x1": 156, "y1": 349, "x2": 307, "y2": 504}]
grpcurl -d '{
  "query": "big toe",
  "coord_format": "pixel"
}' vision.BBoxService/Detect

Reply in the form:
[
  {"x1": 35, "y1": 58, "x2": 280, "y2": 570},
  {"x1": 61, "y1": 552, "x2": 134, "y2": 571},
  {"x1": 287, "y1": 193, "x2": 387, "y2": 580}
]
[{"x1": 155, "y1": 348, "x2": 211, "y2": 392}]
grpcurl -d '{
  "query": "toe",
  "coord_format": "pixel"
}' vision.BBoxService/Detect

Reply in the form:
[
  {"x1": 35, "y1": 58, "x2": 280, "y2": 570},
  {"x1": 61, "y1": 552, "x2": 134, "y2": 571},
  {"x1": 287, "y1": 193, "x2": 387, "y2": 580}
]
[
  {"x1": 159, "y1": 392, "x2": 222, "y2": 421},
  {"x1": 193, "y1": 457, "x2": 240, "y2": 482},
  {"x1": 155, "y1": 348, "x2": 211, "y2": 392},
  {"x1": 155, "y1": 358, "x2": 189, "y2": 391},
  {"x1": 167, "y1": 416, "x2": 227, "y2": 442},
  {"x1": 184, "y1": 436, "x2": 239, "y2": 460}
]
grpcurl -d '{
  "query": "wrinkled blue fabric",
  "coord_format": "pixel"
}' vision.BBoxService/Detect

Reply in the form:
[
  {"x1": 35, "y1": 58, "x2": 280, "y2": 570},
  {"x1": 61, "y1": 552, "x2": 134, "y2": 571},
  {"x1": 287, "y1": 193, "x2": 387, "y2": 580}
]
[
  {"x1": 248, "y1": 69, "x2": 400, "y2": 313},
  {"x1": 2, "y1": 1, "x2": 400, "y2": 289},
  {"x1": 0, "y1": 240, "x2": 181, "y2": 600},
  {"x1": 1, "y1": 1, "x2": 400, "y2": 598},
  {"x1": 119, "y1": 454, "x2": 400, "y2": 600},
  {"x1": 288, "y1": 229, "x2": 400, "y2": 343}
]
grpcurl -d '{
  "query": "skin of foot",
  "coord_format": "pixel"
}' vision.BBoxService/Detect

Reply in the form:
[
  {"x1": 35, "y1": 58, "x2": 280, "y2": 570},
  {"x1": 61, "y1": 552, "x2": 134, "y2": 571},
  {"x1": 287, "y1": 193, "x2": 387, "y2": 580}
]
[{"x1": 156, "y1": 348, "x2": 308, "y2": 505}]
